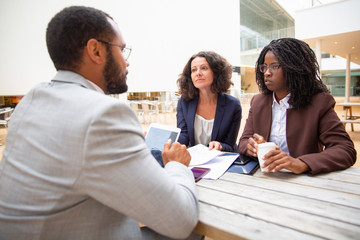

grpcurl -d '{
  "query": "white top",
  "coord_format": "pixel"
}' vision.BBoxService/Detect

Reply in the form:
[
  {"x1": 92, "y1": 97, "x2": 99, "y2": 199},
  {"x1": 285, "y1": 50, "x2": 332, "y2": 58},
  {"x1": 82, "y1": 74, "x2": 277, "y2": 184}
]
[
  {"x1": 194, "y1": 114, "x2": 214, "y2": 146},
  {"x1": 269, "y1": 93, "x2": 291, "y2": 154}
]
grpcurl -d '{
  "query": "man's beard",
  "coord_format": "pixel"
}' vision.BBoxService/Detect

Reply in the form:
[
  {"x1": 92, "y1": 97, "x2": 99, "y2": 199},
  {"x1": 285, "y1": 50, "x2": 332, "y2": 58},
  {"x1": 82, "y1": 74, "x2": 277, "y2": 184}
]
[{"x1": 103, "y1": 49, "x2": 128, "y2": 94}]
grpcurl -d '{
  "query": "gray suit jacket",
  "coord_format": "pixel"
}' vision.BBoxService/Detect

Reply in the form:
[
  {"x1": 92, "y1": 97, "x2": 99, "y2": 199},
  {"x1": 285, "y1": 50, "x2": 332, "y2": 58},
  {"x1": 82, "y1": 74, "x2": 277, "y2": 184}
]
[{"x1": 0, "y1": 71, "x2": 198, "y2": 239}]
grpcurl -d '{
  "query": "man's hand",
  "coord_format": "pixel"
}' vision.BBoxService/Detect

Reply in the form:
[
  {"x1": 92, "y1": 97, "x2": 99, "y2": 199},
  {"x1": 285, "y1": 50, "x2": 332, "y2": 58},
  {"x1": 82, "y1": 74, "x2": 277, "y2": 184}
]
[{"x1": 162, "y1": 140, "x2": 191, "y2": 166}]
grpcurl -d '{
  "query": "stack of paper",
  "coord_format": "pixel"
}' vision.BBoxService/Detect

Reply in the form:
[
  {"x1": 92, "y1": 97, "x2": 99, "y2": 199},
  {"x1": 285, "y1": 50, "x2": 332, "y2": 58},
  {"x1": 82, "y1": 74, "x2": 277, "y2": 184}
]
[{"x1": 187, "y1": 144, "x2": 238, "y2": 180}]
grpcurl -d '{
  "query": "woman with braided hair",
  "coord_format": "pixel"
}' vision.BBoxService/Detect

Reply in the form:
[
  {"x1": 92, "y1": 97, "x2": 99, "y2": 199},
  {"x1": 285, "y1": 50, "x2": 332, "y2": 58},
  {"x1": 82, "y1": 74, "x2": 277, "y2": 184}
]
[{"x1": 238, "y1": 38, "x2": 356, "y2": 175}]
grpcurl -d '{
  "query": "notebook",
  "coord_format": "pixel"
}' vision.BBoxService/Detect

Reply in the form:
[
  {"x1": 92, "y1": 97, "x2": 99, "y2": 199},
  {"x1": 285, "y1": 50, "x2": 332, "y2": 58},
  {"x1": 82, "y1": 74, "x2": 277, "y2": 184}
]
[{"x1": 227, "y1": 154, "x2": 259, "y2": 175}]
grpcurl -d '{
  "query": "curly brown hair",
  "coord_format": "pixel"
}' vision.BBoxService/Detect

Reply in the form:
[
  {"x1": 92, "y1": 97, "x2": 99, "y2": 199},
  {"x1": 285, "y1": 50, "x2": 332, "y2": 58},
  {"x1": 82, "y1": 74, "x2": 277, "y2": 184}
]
[
  {"x1": 177, "y1": 51, "x2": 233, "y2": 101},
  {"x1": 255, "y1": 38, "x2": 329, "y2": 109}
]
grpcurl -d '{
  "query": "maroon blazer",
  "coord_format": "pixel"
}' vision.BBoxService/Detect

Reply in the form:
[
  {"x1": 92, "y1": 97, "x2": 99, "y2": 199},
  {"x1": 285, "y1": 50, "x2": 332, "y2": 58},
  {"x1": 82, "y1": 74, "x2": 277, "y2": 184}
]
[{"x1": 238, "y1": 92, "x2": 356, "y2": 175}]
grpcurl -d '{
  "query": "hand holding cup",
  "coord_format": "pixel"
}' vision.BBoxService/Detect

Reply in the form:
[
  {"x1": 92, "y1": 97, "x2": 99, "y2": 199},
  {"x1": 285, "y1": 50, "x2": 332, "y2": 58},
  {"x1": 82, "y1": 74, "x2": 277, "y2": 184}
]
[{"x1": 257, "y1": 142, "x2": 276, "y2": 172}]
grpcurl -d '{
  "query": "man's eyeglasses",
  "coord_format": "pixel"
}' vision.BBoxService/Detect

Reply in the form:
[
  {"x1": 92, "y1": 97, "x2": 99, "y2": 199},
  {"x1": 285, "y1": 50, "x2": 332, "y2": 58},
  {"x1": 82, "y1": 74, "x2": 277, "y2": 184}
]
[
  {"x1": 97, "y1": 40, "x2": 132, "y2": 60},
  {"x1": 259, "y1": 63, "x2": 281, "y2": 73}
]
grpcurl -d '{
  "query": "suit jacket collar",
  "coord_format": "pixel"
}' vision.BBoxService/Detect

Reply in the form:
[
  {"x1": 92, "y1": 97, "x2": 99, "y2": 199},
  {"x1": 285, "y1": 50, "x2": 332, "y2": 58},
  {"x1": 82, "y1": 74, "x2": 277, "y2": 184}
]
[
  {"x1": 51, "y1": 70, "x2": 104, "y2": 94},
  {"x1": 212, "y1": 93, "x2": 226, "y2": 140},
  {"x1": 258, "y1": 94, "x2": 274, "y2": 141},
  {"x1": 187, "y1": 97, "x2": 198, "y2": 146}
]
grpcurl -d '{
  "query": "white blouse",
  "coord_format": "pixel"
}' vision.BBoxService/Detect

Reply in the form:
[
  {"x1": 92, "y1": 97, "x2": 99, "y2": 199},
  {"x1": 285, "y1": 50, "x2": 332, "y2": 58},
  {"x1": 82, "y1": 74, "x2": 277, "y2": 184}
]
[
  {"x1": 194, "y1": 114, "x2": 214, "y2": 146},
  {"x1": 269, "y1": 93, "x2": 291, "y2": 154}
]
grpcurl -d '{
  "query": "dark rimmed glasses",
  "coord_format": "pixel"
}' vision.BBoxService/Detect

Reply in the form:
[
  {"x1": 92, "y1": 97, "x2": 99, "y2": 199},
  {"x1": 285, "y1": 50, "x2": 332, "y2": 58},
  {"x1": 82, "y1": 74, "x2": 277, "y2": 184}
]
[
  {"x1": 97, "y1": 40, "x2": 132, "y2": 60},
  {"x1": 259, "y1": 63, "x2": 281, "y2": 73}
]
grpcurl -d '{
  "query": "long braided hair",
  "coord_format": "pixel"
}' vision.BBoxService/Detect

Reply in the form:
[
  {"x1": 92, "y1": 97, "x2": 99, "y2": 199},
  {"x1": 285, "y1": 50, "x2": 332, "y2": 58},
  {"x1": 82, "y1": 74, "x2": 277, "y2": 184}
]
[{"x1": 255, "y1": 38, "x2": 329, "y2": 109}]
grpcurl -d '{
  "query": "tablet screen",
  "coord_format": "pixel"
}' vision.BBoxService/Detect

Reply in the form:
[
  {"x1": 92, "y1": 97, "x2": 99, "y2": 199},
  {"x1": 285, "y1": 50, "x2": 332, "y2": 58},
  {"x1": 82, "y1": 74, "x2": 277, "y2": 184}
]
[{"x1": 145, "y1": 123, "x2": 181, "y2": 151}]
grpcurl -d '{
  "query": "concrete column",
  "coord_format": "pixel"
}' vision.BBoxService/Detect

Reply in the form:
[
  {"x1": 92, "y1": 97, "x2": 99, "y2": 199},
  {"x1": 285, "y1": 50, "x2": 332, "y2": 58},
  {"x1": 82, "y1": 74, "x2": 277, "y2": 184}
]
[
  {"x1": 315, "y1": 39, "x2": 322, "y2": 77},
  {"x1": 345, "y1": 54, "x2": 351, "y2": 102}
]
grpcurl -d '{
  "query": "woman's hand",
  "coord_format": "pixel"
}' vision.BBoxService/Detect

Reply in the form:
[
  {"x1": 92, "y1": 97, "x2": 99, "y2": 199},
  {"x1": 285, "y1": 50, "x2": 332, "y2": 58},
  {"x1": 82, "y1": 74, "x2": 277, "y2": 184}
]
[
  {"x1": 262, "y1": 150, "x2": 310, "y2": 174},
  {"x1": 208, "y1": 141, "x2": 222, "y2": 151},
  {"x1": 247, "y1": 133, "x2": 266, "y2": 157}
]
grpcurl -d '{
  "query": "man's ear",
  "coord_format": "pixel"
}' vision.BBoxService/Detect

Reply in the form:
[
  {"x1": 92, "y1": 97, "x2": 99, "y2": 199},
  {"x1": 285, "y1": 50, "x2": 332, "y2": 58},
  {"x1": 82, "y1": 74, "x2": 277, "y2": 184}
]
[{"x1": 85, "y1": 39, "x2": 104, "y2": 64}]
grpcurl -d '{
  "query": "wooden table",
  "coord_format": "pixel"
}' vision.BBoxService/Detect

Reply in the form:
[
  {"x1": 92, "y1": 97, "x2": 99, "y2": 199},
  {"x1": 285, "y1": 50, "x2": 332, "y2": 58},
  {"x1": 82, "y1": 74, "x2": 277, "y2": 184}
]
[
  {"x1": 336, "y1": 102, "x2": 360, "y2": 131},
  {"x1": 194, "y1": 167, "x2": 360, "y2": 240}
]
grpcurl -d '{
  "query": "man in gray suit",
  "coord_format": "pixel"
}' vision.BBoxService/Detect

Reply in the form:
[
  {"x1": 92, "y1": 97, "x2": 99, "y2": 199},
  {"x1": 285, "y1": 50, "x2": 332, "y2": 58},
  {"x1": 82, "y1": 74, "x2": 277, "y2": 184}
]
[{"x1": 0, "y1": 6, "x2": 200, "y2": 240}]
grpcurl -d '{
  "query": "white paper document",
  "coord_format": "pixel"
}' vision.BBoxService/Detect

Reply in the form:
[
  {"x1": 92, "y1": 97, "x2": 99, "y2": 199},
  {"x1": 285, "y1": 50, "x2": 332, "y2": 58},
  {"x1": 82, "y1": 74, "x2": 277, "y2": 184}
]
[
  {"x1": 188, "y1": 144, "x2": 239, "y2": 180},
  {"x1": 188, "y1": 144, "x2": 222, "y2": 166}
]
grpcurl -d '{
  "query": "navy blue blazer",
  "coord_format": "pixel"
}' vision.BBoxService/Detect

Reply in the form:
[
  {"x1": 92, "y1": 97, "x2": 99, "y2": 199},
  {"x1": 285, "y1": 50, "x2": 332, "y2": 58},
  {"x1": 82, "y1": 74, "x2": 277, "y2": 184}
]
[{"x1": 176, "y1": 93, "x2": 242, "y2": 152}]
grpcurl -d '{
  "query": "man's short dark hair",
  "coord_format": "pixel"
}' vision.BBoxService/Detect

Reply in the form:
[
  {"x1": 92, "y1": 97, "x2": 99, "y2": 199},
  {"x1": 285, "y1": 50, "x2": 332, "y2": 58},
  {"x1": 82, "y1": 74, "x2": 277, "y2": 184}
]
[
  {"x1": 46, "y1": 6, "x2": 115, "y2": 71},
  {"x1": 177, "y1": 51, "x2": 233, "y2": 100}
]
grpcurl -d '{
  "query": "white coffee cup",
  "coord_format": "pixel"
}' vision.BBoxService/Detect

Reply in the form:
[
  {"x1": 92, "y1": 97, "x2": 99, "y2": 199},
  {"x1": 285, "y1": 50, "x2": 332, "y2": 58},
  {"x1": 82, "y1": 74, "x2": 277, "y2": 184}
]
[{"x1": 257, "y1": 142, "x2": 276, "y2": 172}]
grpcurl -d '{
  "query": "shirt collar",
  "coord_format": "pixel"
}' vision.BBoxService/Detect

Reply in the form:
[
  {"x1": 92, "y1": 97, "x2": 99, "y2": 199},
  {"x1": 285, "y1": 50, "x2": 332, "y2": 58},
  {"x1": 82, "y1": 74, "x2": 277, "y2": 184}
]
[
  {"x1": 272, "y1": 92, "x2": 291, "y2": 109},
  {"x1": 87, "y1": 80, "x2": 104, "y2": 93},
  {"x1": 52, "y1": 70, "x2": 105, "y2": 94}
]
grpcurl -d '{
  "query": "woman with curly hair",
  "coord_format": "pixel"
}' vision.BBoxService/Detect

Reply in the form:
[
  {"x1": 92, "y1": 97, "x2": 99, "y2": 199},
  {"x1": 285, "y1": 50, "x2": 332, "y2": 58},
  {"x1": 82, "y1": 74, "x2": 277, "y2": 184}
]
[
  {"x1": 177, "y1": 51, "x2": 242, "y2": 152},
  {"x1": 238, "y1": 38, "x2": 356, "y2": 175}
]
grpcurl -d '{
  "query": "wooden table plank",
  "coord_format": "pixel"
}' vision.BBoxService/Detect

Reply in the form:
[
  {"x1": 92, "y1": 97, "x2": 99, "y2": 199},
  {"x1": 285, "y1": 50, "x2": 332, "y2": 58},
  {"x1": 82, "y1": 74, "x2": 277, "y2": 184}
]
[
  {"x1": 218, "y1": 173, "x2": 360, "y2": 208},
  {"x1": 251, "y1": 170, "x2": 360, "y2": 195},
  {"x1": 196, "y1": 168, "x2": 360, "y2": 239},
  {"x1": 336, "y1": 103, "x2": 360, "y2": 106},
  {"x1": 197, "y1": 178, "x2": 360, "y2": 226},
  {"x1": 337, "y1": 167, "x2": 360, "y2": 176},
  {"x1": 195, "y1": 202, "x2": 323, "y2": 240},
  {"x1": 312, "y1": 171, "x2": 360, "y2": 184},
  {"x1": 196, "y1": 186, "x2": 360, "y2": 240}
]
